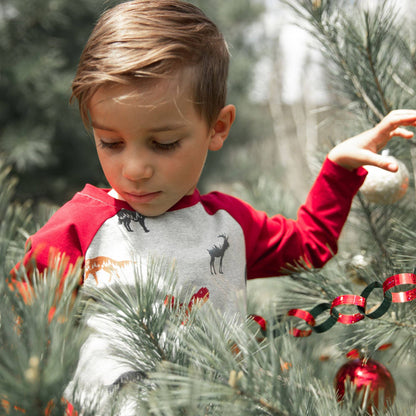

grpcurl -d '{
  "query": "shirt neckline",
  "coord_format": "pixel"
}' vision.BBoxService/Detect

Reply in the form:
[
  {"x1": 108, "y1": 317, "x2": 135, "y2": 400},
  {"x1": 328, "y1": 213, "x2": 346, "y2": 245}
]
[{"x1": 81, "y1": 184, "x2": 201, "y2": 215}]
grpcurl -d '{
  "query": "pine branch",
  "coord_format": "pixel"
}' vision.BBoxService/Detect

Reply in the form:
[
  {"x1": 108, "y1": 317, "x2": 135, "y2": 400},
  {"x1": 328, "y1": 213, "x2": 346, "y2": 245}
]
[
  {"x1": 145, "y1": 362, "x2": 292, "y2": 416},
  {"x1": 77, "y1": 261, "x2": 363, "y2": 415},
  {"x1": 0, "y1": 257, "x2": 86, "y2": 415},
  {"x1": 283, "y1": 0, "x2": 414, "y2": 123},
  {"x1": 0, "y1": 161, "x2": 33, "y2": 274},
  {"x1": 364, "y1": 11, "x2": 391, "y2": 114},
  {"x1": 355, "y1": 192, "x2": 393, "y2": 267}
]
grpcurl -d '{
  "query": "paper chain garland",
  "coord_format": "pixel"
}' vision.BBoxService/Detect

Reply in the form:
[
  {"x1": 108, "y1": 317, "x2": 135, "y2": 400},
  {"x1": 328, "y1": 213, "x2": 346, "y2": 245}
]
[{"x1": 287, "y1": 273, "x2": 416, "y2": 337}]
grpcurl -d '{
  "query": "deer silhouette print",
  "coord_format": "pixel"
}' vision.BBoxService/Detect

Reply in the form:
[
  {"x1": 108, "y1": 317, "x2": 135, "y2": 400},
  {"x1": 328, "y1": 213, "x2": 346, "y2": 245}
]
[
  {"x1": 207, "y1": 234, "x2": 230, "y2": 275},
  {"x1": 117, "y1": 209, "x2": 149, "y2": 233}
]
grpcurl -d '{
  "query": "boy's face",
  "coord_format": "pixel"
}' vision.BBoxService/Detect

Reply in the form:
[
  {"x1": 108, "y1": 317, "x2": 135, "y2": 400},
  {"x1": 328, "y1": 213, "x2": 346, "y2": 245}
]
[{"x1": 89, "y1": 72, "x2": 229, "y2": 216}]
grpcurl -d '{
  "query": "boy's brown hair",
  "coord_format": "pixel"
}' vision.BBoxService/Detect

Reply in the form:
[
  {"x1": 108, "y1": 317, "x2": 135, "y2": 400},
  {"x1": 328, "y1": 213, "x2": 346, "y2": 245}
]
[{"x1": 71, "y1": 0, "x2": 230, "y2": 129}]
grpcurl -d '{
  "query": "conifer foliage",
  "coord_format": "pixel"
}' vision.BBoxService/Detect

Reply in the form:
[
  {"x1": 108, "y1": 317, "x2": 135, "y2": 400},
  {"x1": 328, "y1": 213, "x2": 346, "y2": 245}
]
[{"x1": 1, "y1": 0, "x2": 416, "y2": 415}]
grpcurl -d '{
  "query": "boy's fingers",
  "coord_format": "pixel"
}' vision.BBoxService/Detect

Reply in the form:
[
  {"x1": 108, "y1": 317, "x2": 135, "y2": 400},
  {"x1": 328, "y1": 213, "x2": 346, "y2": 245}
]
[
  {"x1": 389, "y1": 127, "x2": 414, "y2": 139},
  {"x1": 363, "y1": 152, "x2": 398, "y2": 172},
  {"x1": 382, "y1": 109, "x2": 416, "y2": 124},
  {"x1": 377, "y1": 113, "x2": 416, "y2": 135}
]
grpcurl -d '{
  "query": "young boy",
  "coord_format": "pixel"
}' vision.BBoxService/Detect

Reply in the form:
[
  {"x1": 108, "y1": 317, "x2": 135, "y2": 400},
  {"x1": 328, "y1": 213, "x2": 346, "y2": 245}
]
[{"x1": 12, "y1": 0, "x2": 416, "y2": 398}]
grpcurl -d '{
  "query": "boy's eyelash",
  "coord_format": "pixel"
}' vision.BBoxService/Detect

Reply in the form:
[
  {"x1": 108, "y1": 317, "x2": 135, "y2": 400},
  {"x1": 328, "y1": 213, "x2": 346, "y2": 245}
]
[
  {"x1": 97, "y1": 139, "x2": 181, "y2": 151},
  {"x1": 151, "y1": 140, "x2": 181, "y2": 152},
  {"x1": 99, "y1": 140, "x2": 121, "y2": 149}
]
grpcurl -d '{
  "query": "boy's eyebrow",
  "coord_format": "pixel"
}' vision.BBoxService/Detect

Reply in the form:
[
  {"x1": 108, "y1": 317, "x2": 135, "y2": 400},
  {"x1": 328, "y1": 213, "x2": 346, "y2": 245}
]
[
  {"x1": 91, "y1": 121, "x2": 117, "y2": 132},
  {"x1": 148, "y1": 123, "x2": 187, "y2": 133},
  {"x1": 91, "y1": 121, "x2": 187, "y2": 133}
]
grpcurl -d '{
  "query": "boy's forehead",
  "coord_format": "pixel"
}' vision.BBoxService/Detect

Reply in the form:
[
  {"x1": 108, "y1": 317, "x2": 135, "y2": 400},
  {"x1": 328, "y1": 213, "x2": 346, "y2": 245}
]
[
  {"x1": 88, "y1": 68, "x2": 207, "y2": 131},
  {"x1": 90, "y1": 68, "x2": 195, "y2": 109}
]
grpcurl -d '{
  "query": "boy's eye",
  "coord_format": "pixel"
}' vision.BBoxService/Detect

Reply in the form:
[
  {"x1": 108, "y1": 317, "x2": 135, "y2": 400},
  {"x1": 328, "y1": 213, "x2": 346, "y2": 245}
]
[
  {"x1": 151, "y1": 140, "x2": 181, "y2": 152},
  {"x1": 99, "y1": 139, "x2": 122, "y2": 150}
]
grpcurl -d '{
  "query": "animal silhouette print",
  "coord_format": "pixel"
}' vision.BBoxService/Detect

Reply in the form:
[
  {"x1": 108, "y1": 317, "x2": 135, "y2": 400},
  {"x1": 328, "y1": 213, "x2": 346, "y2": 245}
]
[
  {"x1": 207, "y1": 234, "x2": 229, "y2": 275},
  {"x1": 117, "y1": 209, "x2": 149, "y2": 233},
  {"x1": 84, "y1": 256, "x2": 132, "y2": 283}
]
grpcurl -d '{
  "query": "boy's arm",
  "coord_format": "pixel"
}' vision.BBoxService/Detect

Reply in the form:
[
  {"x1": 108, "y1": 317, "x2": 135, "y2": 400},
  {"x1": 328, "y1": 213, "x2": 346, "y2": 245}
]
[
  {"x1": 8, "y1": 212, "x2": 85, "y2": 304},
  {"x1": 11, "y1": 186, "x2": 122, "y2": 282},
  {"x1": 242, "y1": 159, "x2": 366, "y2": 279},
  {"x1": 244, "y1": 110, "x2": 416, "y2": 278},
  {"x1": 328, "y1": 110, "x2": 416, "y2": 171},
  {"x1": 11, "y1": 192, "x2": 97, "y2": 281}
]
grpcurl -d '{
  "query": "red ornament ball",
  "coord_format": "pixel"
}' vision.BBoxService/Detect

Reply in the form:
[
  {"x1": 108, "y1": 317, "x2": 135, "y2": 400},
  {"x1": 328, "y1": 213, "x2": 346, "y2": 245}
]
[{"x1": 334, "y1": 358, "x2": 395, "y2": 413}]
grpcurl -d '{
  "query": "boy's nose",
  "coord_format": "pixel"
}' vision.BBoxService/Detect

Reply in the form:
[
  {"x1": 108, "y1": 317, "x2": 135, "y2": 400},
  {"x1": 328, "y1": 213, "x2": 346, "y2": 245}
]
[{"x1": 122, "y1": 156, "x2": 154, "y2": 181}]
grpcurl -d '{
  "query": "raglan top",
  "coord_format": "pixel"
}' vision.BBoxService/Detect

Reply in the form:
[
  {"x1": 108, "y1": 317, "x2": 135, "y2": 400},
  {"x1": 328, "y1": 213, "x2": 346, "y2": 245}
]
[{"x1": 17, "y1": 158, "x2": 366, "y2": 316}]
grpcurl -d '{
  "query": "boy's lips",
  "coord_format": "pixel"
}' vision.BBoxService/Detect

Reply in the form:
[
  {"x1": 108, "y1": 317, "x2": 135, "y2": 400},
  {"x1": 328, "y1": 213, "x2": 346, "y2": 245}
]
[{"x1": 123, "y1": 191, "x2": 162, "y2": 203}]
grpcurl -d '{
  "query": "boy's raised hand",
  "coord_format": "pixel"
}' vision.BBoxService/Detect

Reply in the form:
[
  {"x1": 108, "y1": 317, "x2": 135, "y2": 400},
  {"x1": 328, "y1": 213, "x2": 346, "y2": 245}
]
[{"x1": 328, "y1": 109, "x2": 416, "y2": 172}]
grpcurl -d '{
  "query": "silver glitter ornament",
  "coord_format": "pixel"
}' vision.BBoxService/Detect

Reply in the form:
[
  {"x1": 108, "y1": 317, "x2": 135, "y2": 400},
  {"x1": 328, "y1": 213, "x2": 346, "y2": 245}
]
[{"x1": 360, "y1": 155, "x2": 409, "y2": 204}]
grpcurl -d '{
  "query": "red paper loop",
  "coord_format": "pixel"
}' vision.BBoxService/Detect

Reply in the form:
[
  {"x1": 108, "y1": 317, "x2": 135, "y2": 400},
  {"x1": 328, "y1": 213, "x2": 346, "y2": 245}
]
[
  {"x1": 331, "y1": 295, "x2": 366, "y2": 324},
  {"x1": 287, "y1": 308, "x2": 315, "y2": 337},
  {"x1": 383, "y1": 273, "x2": 416, "y2": 303},
  {"x1": 287, "y1": 273, "x2": 416, "y2": 337},
  {"x1": 249, "y1": 314, "x2": 267, "y2": 331}
]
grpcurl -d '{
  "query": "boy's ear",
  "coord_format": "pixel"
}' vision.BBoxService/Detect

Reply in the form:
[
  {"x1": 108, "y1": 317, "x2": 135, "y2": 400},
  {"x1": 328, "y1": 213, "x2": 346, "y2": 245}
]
[{"x1": 209, "y1": 104, "x2": 236, "y2": 151}]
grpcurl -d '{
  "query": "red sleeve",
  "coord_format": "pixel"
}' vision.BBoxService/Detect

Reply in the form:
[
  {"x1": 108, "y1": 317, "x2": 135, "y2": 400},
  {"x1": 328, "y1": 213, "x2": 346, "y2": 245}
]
[
  {"x1": 12, "y1": 187, "x2": 121, "y2": 280},
  {"x1": 203, "y1": 158, "x2": 366, "y2": 279}
]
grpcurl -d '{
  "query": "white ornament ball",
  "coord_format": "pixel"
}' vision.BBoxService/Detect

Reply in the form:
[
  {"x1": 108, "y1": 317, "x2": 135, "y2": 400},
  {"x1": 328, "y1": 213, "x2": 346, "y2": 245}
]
[{"x1": 360, "y1": 158, "x2": 409, "y2": 204}]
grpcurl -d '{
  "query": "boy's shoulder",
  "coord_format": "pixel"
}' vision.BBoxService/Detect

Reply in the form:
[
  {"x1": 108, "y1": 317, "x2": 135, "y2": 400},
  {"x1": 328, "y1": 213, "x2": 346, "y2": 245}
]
[
  {"x1": 198, "y1": 190, "x2": 264, "y2": 225},
  {"x1": 72, "y1": 184, "x2": 128, "y2": 208},
  {"x1": 19, "y1": 185, "x2": 132, "y2": 274},
  {"x1": 42, "y1": 184, "x2": 132, "y2": 231},
  {"x1": 199, "y1": 189, "x2": 250, "y2": 209},
  {"x1": 61, "y1": 184, "x2": 130, "y2": 211}
]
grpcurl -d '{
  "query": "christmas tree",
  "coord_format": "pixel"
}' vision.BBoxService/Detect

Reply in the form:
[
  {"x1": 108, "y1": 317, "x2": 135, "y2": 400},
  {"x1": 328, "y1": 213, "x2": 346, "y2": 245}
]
[{"x1": 1, "y1": 0, "x2": 416, "y2": 415}]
